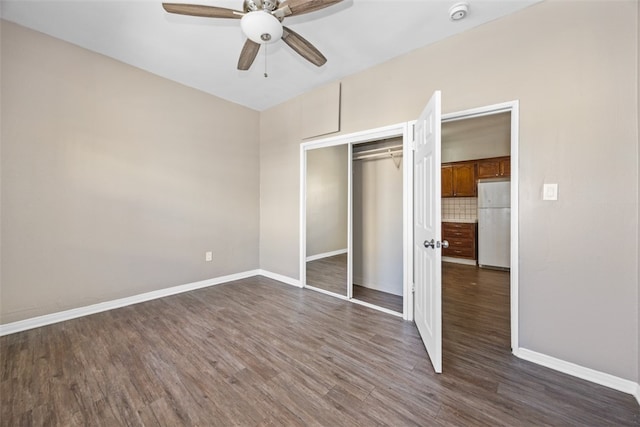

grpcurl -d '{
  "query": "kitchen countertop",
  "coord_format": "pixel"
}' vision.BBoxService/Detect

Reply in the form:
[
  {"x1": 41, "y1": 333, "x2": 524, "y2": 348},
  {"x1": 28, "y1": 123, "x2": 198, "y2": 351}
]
[{"x1": 442, "y1": 218, "x2": 478, "y2": 223}]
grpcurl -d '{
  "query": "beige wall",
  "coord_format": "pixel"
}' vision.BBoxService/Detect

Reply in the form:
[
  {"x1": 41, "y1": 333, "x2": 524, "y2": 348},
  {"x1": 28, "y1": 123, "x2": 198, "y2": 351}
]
[
  {"x1": 353, "y1": 152, "x2": 403, "y2": 296},
  {"x1": 1, "y1": 21, "x2": 260, "y2": 323},
  {"x1": 260, "y1": 0, "x2": 639, "y2": 382},
  {"x1": 442, "y1": 112, "x2": 510, "y2": 163},
  {"x1": 306, "y1": 144, "x2": 348, "y2": 257}
]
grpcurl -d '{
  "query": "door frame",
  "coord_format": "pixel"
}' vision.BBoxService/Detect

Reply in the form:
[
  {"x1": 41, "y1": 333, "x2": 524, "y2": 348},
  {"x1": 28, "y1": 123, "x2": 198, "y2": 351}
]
[
  {"x1": 299, "y1": 99, "x2": 520, "y2": 351},
  {"x1": 299, "y1": 122, "x2": 414, "y2": 320},
  {"x1": 442, "y1": 100, "x2": 520, "y2": 351}
]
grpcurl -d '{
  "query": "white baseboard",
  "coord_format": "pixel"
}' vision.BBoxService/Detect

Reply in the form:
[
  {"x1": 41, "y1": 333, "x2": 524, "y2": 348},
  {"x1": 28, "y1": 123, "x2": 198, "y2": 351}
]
[
  {"x1": 350, "y1": 298, "x2": 403, "y2": 318},
  {"x1": 258, "y1": 269, "x2": 301, "y2": 288},
  {"x1": 442, "y1": 256, "x2": 476, "y2": 266},
  {"x1": 635, "y1": 384, "x2": 640, "y2": 406},
  {"x1": 516, "y1": 348, "x2": 638, "y2": 399},
  {"x1": 0, "y1": 269, "x2": 260, "y2": 336},
  {"x1": 306, "y1": 248, "x2": 347, "y2": 262}
]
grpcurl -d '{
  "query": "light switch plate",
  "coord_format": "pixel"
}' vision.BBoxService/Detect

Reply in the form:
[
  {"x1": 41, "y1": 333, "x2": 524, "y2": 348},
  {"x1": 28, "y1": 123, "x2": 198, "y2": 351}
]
[{"x1": 543, "y1": 183, "x2": 558, "y2": 201}]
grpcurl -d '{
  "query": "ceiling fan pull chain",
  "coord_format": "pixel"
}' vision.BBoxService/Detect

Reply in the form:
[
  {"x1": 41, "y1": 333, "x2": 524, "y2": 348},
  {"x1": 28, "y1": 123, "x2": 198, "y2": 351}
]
[{"x1": 264, "y1": 44, "x2": 268, "y2": 78}]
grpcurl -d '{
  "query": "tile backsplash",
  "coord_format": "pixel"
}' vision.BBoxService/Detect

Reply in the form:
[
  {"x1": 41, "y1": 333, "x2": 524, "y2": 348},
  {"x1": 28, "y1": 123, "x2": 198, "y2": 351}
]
[{"x1": 442, "y1": 197, "x2": 477, "y2": 221}]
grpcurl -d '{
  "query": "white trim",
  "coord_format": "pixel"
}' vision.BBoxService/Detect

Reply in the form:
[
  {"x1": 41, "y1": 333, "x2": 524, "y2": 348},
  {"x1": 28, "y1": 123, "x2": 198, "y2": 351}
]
[
  {"x1": 0, "y1": 269, "x2": 261, "y2": 336},
  {"x1": 441, "y1": 101, "x2": 516, "y2": 123},
  {"x1": 635, "y1": 384, "x2": 640, "y2": 406},
  {"x1": 304, "y1": 286, "x2": 403, "y2": 319},
  {"x1": 516, "y1": 348, "x2": 639, "y2": 397},
  {"x1": 258, "y1": 269, "x2": 301, "y2": 288},
  {"x1": 442, "y1": 99, "x2": 520, "y2": 353},
  {"x1": 300, "y1": 122, "x2": 407, "y2": 151},
  {"x1": 305, "y1": 248, "x2": 348, "y2": 262},
  {"x1": 351, "y1": 298, "x2": 403, "y2": 318},
  {"x1": 304, "y1": 285, "x2": 349, "y2": 300},
  {"x1": 299, "y1": 142, "x2": 308, "y2": 292},
  {"x1": 508, "y1": 101, "x2": 520, "y2": 352},
  {"x1": 403, "y1": 121, "x2": 413, "y2": 321},
  {"x1": 442, "y1": 257, "x2": 477, "y2": 266},
  {"x1": 347, "y1": 143, "x2": 354, "y2": 300}
]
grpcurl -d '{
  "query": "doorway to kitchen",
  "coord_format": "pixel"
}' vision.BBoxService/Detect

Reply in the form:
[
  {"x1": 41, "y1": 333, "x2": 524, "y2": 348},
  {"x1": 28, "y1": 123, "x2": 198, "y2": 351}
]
[{"x1": 441, "y1": 102, "x2": 518, "y2": 353}]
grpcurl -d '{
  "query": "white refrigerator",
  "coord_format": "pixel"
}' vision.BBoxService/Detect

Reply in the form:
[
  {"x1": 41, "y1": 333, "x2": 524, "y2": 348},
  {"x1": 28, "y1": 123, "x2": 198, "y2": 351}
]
[{"x1": 478, "y1": 180, "x2": 510, "y2": 269}]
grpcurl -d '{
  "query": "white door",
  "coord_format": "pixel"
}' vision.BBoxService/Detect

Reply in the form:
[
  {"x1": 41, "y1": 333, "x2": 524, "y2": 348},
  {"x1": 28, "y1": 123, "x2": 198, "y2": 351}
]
[{"x1": 413, "y1": 90, "x2": 443, "y2": 373}]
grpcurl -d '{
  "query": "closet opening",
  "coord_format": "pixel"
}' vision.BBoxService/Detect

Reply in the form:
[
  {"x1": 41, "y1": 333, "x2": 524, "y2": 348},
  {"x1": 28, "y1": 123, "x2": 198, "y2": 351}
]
[
  {"x1": 300, "y1": 122, "x2": 412, "y2": 320},
  {"x1": 351, "y1": 138, "x2": 404, "y2": 313}
]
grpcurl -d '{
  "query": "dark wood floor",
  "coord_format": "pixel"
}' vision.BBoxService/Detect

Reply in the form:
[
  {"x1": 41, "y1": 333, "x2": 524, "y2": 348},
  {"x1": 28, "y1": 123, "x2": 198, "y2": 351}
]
[
  {"x1": 306, "y1": 253, "x2": 348, "y2": 296},
  {"x1": 1, "y1": 270, "x2": 638, "y2": 425}
]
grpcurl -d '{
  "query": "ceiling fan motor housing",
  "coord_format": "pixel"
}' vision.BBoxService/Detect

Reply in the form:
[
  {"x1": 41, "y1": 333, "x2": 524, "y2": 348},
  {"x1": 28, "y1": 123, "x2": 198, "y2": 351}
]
[{"x1": 245, "y1": 0, "x2": 279, "y2": 12}]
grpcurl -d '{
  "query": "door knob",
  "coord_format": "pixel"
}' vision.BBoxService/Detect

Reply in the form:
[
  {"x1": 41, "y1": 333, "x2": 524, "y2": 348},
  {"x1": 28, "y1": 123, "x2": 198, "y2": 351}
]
[{"x1": 424, "y1": 239, "x2": 449, "y2": 249}]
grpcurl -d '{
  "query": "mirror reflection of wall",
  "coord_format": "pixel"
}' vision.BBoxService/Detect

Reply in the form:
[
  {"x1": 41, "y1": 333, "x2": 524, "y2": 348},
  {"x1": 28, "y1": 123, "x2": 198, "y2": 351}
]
[{"x1": 305, "y1": 145, "x2": 348, "y2": 296}]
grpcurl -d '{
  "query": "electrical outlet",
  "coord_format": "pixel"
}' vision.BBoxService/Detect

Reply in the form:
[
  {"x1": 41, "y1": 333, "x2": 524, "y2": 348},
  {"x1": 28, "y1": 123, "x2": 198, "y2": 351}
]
[{"x1": 205, "y1": 251, "x2": 213, "y2": 262}]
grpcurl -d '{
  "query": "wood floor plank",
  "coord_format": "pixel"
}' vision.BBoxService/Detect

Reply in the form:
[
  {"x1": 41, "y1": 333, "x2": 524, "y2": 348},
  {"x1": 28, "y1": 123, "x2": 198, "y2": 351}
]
[
  {"x1": 1, "y1": 272, "x2": 638, "y2": 426},
  {"x1": 353, "y1": 285, "x2": 403, "y2": 313}
]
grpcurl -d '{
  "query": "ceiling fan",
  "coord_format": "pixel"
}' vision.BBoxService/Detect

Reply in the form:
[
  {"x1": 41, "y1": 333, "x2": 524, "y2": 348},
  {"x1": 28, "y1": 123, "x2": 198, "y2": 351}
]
[{"x1": 162, "y1": 0, "x2": 343, "y2": 71}]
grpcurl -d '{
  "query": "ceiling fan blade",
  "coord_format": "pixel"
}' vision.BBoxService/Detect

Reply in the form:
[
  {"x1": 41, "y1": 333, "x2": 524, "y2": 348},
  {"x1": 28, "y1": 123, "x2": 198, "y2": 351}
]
[
  {"x1": 282, "y1": 0, "x2": 343, "y2": 16},
  {"x1": 282, "y1": 26, "x2": 327, "y2": 67},
  {"x1": 237, "y1": 39, "x2": 261, "y2": 70},
  {"x1": 162, "y1": 3, "x2": 242, "y2": 19}
]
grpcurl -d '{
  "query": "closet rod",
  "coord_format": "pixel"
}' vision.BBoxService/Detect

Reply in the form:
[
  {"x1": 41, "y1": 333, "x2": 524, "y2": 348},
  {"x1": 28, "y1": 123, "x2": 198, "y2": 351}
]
[
  {"x1": 353, "y1": 149, "x2": 403, "y2": 161},
  {"x1": 353, "y1": 143, "x2": 403, "y2": 156}
]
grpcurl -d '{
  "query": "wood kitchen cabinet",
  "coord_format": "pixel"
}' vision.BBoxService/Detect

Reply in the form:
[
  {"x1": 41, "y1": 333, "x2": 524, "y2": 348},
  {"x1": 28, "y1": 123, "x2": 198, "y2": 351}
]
[
  {"x1": 441, "y1": 162, "x2": 476, "y2": 197},
  {"x1": 477, "y1": 156, "x2": 510, "y2": 179},
  {"x1": 442, "y1": 222, "x2": 477, "y2": 260}
]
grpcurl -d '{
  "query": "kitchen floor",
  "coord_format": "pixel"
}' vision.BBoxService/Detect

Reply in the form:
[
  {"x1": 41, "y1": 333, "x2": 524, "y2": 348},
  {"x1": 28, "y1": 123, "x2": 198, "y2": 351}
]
[{"x1": 443, "y1": 261, "x2": 511, "y2": 351}]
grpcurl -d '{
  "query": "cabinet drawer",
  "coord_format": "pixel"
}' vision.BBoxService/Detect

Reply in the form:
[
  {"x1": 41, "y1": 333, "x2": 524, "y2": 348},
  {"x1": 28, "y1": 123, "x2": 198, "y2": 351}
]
[
  {"x1": 447, "y1": 237, "x2": 473, "y2": 248},
  {"x1": 443, "y1": 223, "x2": 475, "y2": 236},
  {"x1": 442, "y1": 222, "x2": 474, "y2": 230},
  {"x1": 442, "y1": 227, "x2": 474, "y2": 239},
  {"x1": 443, "y1": 246, "x2": 474, "y2": 258}
]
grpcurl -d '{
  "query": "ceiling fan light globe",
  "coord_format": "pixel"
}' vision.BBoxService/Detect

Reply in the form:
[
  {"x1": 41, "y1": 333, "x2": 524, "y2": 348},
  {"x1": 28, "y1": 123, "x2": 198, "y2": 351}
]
[{"x1": 241, "y1": 11, "x2": 282, "y2": 44}]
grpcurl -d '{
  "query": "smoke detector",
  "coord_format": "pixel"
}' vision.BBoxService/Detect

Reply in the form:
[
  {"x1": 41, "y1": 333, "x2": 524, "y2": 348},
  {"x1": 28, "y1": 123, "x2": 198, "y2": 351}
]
[{"x1": 449, "y1": 2, "x2": 469, "y2": 21}]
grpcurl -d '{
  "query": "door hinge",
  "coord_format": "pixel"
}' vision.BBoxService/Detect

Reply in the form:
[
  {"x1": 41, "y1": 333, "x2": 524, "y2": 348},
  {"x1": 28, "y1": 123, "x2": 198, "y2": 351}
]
[{"x1": 411, "y1": 283, "x2": 415, "y2": 293}]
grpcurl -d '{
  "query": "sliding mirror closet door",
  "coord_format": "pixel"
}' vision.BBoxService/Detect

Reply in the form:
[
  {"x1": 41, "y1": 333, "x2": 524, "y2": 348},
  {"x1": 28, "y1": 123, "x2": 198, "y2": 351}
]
[{"x1": 305, "y1": 145, "x2": 349, "y2": 297}]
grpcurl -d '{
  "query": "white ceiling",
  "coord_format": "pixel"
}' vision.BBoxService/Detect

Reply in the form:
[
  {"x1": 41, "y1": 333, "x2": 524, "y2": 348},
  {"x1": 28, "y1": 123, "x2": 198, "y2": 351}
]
[{"x1": 0, "y1": 0, "x2": 542, "y2": 111}]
